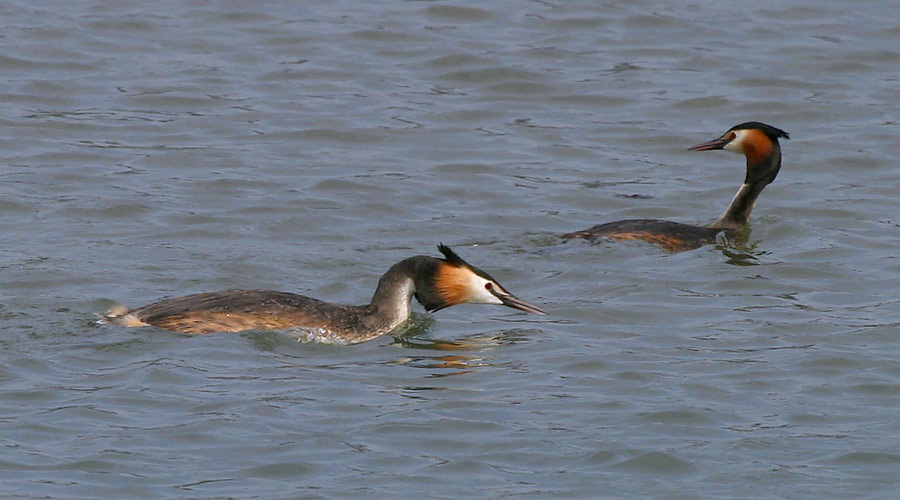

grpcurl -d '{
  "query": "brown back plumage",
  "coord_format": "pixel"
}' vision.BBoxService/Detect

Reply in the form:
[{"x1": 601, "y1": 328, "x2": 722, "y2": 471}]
[{"x1": 128, "y1": 290, "x2": 334, "y2": 334}]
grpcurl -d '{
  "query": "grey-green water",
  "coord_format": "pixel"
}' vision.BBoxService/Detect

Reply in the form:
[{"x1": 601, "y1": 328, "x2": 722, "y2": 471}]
[{"x1": 2, "y1": 1, "x2": 899, "y2": 498}]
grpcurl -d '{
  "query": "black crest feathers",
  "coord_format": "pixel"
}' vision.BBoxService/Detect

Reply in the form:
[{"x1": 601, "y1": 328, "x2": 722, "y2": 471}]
[
  {"x1": 437, "y1": 244, "x2": 467, "y2": 267},
  {"x1": 731, "y1": 121, "x2": 790, "y2": 141}
]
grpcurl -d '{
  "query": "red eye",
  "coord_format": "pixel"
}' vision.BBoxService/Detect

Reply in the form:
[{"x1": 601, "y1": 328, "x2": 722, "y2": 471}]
[
  {"x1": 728, "y1": 132, "x2": 737, "y2": 140},
  {"x1": 484, "y1": 282, "x2": 493, "y2": 290}
]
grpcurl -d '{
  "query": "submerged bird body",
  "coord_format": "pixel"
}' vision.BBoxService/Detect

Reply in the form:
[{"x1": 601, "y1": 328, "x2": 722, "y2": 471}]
[
  {"x1": 564, "y1": 219, "x2": 722, "y2": 252},
  {"x1": 562, "y1": 121, "x2": 789, "y2": 251},
  {"x1": 103, "y1": 245, "x2": 546, "y2": 345}
]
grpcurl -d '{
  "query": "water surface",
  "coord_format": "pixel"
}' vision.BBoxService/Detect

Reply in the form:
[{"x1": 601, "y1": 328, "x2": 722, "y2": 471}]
[{"x1": 2, "y1": 0, "x2": 899, "y2": 498}]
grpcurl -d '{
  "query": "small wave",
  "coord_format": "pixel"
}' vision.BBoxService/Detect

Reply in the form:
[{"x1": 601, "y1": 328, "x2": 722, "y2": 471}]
[{"x1": 287, "y1": 327, "x2": 353, "y2": 346}]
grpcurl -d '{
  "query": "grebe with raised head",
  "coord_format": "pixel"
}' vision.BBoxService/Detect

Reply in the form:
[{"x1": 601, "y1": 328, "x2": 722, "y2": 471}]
[
  {"x1": 102, "y1": 244, "x2": 547, "y2": 345},
  {"x1": 561, "y1": 121, "x2": 789, "y2": 251}
]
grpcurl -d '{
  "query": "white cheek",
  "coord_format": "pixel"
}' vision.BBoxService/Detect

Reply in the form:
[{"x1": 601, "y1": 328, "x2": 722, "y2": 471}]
[
  {"x1": 469, "y1": 275, "x2": 503, "y2": 305},
  {"x1": 724, "y1": 129, "x2": 748, "y2": 154}
]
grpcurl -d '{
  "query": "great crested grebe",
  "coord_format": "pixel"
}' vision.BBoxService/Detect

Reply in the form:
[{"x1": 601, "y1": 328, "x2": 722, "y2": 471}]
[
  {"x1": 102, "y1": 244, "x2": 547, "y2": 345},
  {"x1": 561, "y1": 121, "x2": 789, "y2": 251}
]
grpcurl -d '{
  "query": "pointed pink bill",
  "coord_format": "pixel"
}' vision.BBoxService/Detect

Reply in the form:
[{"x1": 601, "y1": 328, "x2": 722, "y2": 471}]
[{"x1": 688, "y1": 137, "x2": 729, "y2": 151}]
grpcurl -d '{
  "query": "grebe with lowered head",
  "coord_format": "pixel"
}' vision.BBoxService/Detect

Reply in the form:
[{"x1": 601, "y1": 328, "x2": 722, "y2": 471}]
[
  {"x1": 561, "y1": 121, "x2": 789, "y2": 251},
  {"x1": 102, "y1": 244, "x2": 547, "y2": 345}
]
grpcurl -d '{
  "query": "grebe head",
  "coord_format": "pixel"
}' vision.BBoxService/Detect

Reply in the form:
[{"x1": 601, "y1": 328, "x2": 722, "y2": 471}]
[
  {"x1": 688, "y1": 121, "x2": 789, "y2": 185},
  {"x1": 688, "y1": 122, "x2": 789, "y2": 154},
  {"x1": 414, "y1": 244, "x2": 547, "y2": 315}
]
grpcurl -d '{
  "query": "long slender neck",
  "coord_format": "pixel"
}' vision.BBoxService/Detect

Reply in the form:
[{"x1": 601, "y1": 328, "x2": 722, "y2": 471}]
[
  {"x1": 709, "y1": 143, "x2": 781, "y2": 230},
  {"x1": 364, "y1": 259, "x2": 419, "y2": 329},
  {"x1": 345, "y1": 257, "x2": 437, "y2": 343},
  {"x1": 709, "y1": 182, "x2": 767, "y2": 229}
]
